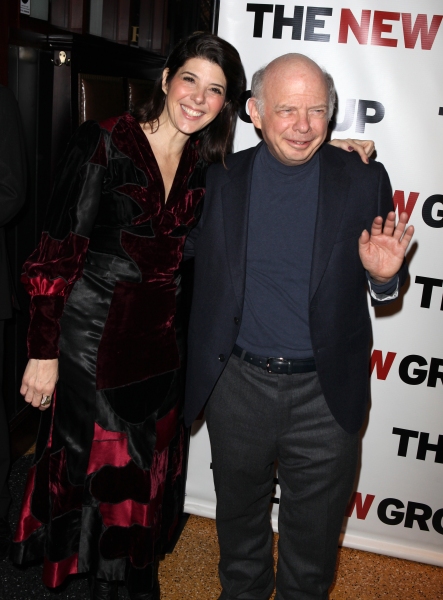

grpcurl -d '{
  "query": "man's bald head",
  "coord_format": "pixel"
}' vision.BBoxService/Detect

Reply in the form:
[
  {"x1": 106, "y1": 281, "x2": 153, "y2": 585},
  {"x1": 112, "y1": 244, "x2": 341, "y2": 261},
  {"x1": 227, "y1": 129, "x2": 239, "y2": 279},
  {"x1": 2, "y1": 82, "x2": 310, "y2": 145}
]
[
  {"x1": 251, "y1": 54, "x2": 336, "y2": 120},
  {"x1": 248, "y1": 53, "x2": 334, "y2": 166}
]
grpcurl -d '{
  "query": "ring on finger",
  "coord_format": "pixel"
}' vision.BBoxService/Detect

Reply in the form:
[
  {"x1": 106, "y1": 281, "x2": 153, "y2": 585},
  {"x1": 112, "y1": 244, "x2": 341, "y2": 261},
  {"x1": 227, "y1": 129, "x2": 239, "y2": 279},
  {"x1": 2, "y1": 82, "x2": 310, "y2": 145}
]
[{"x1": 41, "y1": 395, "x2": 51, "y2": 407}]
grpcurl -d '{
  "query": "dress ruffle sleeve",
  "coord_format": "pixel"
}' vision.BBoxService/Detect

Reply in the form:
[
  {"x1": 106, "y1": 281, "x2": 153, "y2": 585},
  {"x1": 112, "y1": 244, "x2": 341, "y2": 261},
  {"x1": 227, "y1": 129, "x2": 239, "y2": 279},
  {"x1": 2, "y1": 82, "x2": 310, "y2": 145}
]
[{"x1": 22, "y1": 120, "x2": 107, "y2": 359}]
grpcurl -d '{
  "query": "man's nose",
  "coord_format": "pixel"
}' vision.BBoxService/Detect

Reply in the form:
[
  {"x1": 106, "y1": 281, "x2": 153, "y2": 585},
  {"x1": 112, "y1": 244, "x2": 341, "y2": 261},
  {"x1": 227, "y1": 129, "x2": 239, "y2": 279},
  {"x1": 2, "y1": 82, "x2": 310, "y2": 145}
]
[{"x1": 293, "y1": 112, "x2": 310, "y2": 133}]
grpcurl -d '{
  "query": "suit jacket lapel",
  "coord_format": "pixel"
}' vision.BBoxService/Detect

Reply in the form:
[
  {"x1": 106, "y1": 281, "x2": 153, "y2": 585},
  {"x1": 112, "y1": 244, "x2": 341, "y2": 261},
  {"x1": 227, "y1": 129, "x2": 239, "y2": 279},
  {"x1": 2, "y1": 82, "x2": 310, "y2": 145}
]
[
  {"x1": 222, "y1": 144, "x2": 261, "y2": 310},
  {"x1": 310, "y1": 145, "x2": 351, "y2": 300}
]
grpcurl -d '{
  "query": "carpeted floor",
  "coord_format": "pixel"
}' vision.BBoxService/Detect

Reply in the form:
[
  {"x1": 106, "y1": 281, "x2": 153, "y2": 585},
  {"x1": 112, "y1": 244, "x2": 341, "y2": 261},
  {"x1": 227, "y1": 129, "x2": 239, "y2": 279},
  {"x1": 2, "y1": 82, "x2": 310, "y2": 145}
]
[{"x1": 1, "y1": 456, "x2": 442, "y2": 599}]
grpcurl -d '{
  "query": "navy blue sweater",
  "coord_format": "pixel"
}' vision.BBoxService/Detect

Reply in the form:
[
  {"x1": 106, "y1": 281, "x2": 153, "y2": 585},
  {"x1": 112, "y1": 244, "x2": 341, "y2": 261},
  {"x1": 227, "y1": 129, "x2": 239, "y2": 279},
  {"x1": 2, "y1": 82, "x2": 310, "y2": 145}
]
[{"x1": 236, "y1": 144, "x2": 319, "y2": 358}]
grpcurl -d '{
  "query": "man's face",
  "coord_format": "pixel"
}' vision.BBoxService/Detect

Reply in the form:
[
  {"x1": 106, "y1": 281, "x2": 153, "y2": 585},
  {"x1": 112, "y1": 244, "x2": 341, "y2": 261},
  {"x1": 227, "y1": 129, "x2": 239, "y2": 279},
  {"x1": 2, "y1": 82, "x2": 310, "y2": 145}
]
[{"x1": 249, "y1": 61, "x2": 329, "y2": 166}]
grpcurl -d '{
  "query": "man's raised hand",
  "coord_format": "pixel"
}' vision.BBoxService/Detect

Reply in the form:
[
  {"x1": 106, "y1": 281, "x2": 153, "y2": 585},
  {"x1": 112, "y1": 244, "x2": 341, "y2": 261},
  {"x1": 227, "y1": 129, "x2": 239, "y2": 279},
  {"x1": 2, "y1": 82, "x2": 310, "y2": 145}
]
[{"x1": 358, "y1": 211, "x2": 414, "y2": 284}]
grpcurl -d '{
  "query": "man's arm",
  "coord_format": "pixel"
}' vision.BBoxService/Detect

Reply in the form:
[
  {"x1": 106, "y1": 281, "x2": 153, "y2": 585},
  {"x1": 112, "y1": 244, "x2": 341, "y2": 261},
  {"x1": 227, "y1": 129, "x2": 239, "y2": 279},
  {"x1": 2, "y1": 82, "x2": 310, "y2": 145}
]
[
  {"x1": 0, "y1": 86, "x2": 26, "y2": 226},
  {"x1": 359, "y1": 210, "x2": 413, "y2": 285},
  {"x1": 357, "y1": 163, "x2": 412, "y2": 302}
]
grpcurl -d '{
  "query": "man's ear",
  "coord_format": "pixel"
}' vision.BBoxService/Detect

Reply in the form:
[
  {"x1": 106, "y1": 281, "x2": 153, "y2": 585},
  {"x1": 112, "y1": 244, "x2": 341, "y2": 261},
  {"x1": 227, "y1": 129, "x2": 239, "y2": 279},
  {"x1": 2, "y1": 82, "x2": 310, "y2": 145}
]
[
  {"x1": 161, "y1": 68, "x2": 169, "y2": 94},
  {"x1": 248, "y1": 97, "x2": 262, "y2": 130}
]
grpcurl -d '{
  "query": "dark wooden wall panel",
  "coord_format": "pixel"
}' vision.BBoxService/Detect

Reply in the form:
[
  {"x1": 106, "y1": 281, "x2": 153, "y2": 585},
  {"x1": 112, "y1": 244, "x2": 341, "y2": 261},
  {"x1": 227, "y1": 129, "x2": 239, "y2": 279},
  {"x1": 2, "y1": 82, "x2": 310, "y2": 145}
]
[
  {"x1": 51, "y1": 0, "x2": 70, "y2": 29},
  {"x1": 139, "y1": 0, "x2": 154, "y2": 50},
  {"x1": 152, "y1": 0, "x2": 168, "y2": 54},
  {"x1": 102, "y1": 0, "x2": 118, "y2": 41},
  {"x1": 50, "y1": 51, "x2": 72, "y2": 179},
  {"x1": 117, "y1": 0, "x2": 132, "y2": 44},
  {"x1": 69, "y1": 0, "x2": 85, "y2": 32}
]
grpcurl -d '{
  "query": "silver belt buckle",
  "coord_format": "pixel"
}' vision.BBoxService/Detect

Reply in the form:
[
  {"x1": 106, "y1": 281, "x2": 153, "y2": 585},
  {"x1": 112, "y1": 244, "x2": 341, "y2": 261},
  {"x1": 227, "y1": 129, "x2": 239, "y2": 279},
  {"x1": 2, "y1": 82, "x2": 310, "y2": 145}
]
[{"x1": 266, "y1": 357, "x2": 287, "y2": 373}]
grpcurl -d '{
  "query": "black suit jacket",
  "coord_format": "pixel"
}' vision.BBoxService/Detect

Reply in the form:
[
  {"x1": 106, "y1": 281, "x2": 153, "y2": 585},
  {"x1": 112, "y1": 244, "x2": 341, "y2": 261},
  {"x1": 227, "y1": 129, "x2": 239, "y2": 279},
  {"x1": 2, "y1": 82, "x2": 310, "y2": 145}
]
[
  {"x1": 184, "y1": 142, "x2": 408, "y2": 433},
  {"x1": 0, "y1": 85, "x2": 26, "y2": 319}
]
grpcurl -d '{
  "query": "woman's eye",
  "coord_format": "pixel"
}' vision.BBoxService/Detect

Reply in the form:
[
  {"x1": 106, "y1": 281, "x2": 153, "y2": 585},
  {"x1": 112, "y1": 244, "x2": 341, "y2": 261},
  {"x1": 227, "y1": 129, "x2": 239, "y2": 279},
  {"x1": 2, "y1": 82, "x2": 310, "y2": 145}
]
[
  {"x1": 183, "y1": 76, "x2": 195, "y2": 83},
  {"x1": 210, "y1": 87, "x2": 222, "y2": 95}
]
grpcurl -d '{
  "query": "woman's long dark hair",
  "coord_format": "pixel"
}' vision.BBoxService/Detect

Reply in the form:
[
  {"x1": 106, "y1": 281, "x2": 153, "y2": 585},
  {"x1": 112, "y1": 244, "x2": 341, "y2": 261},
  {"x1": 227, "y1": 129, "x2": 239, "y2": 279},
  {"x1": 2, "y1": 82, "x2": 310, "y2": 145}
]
[{"x1": 133, "y1": 32, "x2": 246, "y2": 164}]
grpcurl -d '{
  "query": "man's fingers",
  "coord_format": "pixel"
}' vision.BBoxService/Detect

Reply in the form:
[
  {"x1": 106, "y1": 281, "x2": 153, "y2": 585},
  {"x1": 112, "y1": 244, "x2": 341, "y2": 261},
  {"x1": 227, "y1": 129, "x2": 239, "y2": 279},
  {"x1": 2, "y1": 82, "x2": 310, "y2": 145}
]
[
  {"x1": 359, "y1": 229, "x2": 370, "y2": 248},
  {"x1": 400, "y1": 224, "x2": 414, "y2": 248},
  {"x1": 381, "y1": 211, "x2": 396, "y2": 236},
  {"x1": 392, "y1": 211, "x2": 410, "y2": 240},
  {"x1": 370, "y1": 216, "x2": 384, "y2": 236},
  {"x1": 370, "y1": 212, "x2": 412, "y2": 240}
]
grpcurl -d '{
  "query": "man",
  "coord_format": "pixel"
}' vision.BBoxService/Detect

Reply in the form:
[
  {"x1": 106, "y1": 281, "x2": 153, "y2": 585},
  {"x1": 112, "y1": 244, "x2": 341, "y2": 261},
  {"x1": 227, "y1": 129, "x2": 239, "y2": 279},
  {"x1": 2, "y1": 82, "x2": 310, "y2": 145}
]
[
  {"x1": 184, "y1": 54, "x2": 413, "y2": 600},
  {"x1": 0, "y1": 84, "x2": 27, "y2": 560}
]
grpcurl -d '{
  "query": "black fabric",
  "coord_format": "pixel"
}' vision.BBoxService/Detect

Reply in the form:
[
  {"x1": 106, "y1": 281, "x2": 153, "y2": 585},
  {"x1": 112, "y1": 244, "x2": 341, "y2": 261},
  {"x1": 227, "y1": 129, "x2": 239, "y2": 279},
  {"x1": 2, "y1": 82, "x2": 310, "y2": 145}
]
[
  {"x1": 51, "y1": 266, "x2": 115, "y2": 483},
  {"x1": 45, "y1": 120, "x2": 106, "y2": 240},
  {"x1": 126, "y1": 560, "x2": 159, "y2": 598},
  {"x1": 11, "y1": 525, "x2": 46, "y2": 565},
  {"x1": 88, "y1": 577, "x2": 119, "y2": 600},
  {"x1": 90, "y1": 461, "x2": 151, "y2": 504},
  {"x1": 46, "y1": 510, "x2": 83, "y2": 563},
  {"x1": 27, "y1": 450, "x2": 50, "y2": 524}
]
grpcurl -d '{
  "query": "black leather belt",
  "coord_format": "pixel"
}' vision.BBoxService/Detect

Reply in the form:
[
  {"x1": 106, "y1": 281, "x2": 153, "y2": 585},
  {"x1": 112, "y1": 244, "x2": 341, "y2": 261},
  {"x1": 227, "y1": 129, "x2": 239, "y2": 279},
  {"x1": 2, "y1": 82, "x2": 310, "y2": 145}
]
[{"x1": 232, "y1": 344, "x2": 316, "y2": 374}]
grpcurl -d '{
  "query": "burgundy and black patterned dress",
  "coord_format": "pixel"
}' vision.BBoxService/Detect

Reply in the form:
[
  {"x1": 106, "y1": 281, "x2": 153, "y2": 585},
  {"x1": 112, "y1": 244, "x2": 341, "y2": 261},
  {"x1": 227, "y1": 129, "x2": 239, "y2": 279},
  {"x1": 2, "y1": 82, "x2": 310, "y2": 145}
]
[{"x1": 12, "y1": 113, "x2": 206, "y2": 587}]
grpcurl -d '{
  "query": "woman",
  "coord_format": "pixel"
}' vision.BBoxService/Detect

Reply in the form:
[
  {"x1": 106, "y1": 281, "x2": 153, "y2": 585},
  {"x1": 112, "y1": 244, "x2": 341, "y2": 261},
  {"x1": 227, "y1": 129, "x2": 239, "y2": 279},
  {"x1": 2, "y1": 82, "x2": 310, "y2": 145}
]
[{"x1": 12, "y1": 32, "x2": 373, "y2": 600}]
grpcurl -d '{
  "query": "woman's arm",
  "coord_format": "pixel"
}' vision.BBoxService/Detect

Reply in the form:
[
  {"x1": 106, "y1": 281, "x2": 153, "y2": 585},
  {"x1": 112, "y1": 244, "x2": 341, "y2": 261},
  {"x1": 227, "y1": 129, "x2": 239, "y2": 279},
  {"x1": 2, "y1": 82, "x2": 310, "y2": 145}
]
[
  {"x1": 328, "y1": 138, "x2": 375, "y2": 164},
  {"x1": 21, "y1": 120, "x2": 107, "y2": 408}
]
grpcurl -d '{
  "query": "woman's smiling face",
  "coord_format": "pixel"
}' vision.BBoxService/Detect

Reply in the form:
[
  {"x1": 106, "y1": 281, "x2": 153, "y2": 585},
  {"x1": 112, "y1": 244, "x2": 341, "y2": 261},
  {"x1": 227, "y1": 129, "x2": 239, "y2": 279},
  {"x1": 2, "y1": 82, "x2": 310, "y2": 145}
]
[{"x1": 161, "y1": 57, "x2": 227, "y2": 135}]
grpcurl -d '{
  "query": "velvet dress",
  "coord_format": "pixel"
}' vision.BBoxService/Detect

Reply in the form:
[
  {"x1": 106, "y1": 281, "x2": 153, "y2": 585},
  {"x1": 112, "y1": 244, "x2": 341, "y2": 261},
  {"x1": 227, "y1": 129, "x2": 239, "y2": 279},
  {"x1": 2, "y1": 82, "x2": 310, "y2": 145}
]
[{"x1": 12, "y1": 113, "x2": 206, "y2": 587}]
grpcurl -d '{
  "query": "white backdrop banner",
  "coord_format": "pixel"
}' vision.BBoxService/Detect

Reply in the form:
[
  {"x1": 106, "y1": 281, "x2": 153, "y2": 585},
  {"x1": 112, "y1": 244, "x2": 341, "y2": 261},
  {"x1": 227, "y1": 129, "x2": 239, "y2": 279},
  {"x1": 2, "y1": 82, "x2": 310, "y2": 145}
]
[{"x1": 184, "y1": 0, "x2": 443, "y2": 566}]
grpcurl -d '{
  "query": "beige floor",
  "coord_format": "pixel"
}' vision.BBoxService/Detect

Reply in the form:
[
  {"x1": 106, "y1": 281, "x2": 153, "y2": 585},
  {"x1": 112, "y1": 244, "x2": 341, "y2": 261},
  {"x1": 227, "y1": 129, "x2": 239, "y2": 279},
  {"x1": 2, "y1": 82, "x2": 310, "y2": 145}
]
[{"x1": 158, "y1": 515, "x2": 443, "y2": 599}]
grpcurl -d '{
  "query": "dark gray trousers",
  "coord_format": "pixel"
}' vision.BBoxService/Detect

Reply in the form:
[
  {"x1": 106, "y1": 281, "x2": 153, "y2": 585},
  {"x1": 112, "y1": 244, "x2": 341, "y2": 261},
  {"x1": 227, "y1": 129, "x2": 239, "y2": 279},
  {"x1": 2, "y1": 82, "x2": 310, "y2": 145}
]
[{"x1": 205, "y1": 354, "x2": 359, "y2": 600}]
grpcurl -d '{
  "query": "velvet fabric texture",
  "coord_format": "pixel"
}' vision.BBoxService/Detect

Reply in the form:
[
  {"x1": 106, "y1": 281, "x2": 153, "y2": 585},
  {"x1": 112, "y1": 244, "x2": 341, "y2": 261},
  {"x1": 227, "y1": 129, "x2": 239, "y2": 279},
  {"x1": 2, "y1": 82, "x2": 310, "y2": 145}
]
[{"x1": 13, "y1": 113, "x2": 205, "y2": 587}]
